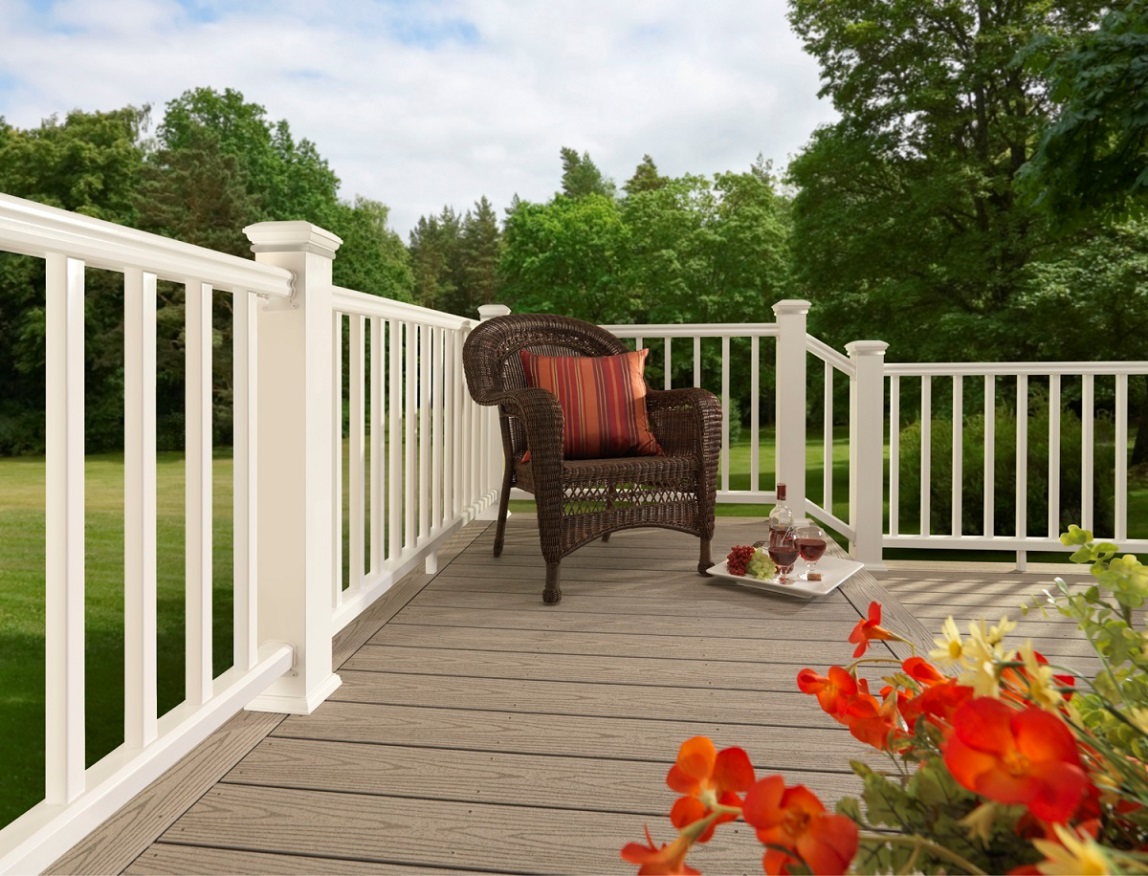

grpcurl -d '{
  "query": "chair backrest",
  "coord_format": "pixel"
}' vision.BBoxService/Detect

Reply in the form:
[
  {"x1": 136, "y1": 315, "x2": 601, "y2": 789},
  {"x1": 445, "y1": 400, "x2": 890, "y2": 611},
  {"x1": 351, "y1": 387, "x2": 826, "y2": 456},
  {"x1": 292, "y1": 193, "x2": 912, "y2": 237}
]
[{"x1": 463, "y1": 313, "x2": 630, "y2": 404}]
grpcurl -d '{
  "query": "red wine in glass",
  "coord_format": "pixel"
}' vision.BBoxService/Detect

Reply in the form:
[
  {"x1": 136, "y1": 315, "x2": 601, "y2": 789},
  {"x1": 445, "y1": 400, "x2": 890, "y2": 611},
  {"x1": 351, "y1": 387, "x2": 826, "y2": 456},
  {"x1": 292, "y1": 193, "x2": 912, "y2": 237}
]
[
  {"x1": 767, "y1": 539, "x2": 799, "y2": 582},
  {"x1": 795, "y1": 524, "x2": 828, "y2": 580},
  {"x1": 797, "y1": 537, "x2": 826, "y2": 562}
]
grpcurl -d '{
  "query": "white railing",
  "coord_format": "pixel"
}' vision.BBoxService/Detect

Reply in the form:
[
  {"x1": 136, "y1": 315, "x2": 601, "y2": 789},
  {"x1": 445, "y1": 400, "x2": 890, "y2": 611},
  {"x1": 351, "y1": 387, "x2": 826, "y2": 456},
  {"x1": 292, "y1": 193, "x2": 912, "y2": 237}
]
[
  {"x1": 607, "y1": 304, "x2": 1145, "y2": 567},
  {"x1": 0, "y1": 196, "x2": 497, "y2": 874},
  {"x1": 329, "y1": 288, "x2": 495, "y2": 631},
  {"x1": 885, "y1": 362, "x2": 1148, "y2": 564}
]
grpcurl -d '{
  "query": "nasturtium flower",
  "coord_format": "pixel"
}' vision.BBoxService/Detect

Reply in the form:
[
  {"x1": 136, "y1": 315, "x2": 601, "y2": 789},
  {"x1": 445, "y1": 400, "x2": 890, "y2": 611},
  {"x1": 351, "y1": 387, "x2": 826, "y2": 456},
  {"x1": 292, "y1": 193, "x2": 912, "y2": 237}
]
[
  {"x1": 742, "y1": 775, "x2": 859, "y2": 875},
  {"x1": 621, "y1": 826, "x2": 699, "y2": 875},
  {"x1": 796, "y1": 666, "x2": 857, "y2": 720},
  {"x1": 848, "y1": 601, "x2": 900, "y2": 657},
  {"x1": 902, "y1": 655, "x2": 947, "y2": 687},
  {"x1": 900, "y1": 678, "x2": 974, "y2": 728},
  {"x1": 665, "y1": 736, "x2": 754, "y2": 839},
  {"x1": 943, "y1": 698, "x2": 1090, "y2": 823}
]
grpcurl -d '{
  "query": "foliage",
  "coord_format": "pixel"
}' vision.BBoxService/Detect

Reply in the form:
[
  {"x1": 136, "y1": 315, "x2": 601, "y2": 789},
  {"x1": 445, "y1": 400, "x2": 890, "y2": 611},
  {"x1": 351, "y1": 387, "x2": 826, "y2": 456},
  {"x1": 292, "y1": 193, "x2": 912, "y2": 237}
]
[
  {"x1": 1020, "y1": 1, "x2": 1148, "y2": 222},
  {"x1": 408, "y1": 197, "x2": 501, "y2": 317},
  {"x1": 785, "y1": 0, "x2": 1110, "y2": 361},
  {"x1": 623, "y1": 530, "x2": 1148, "y2": 874},
  {"x1": 560, "y1": 146, "x2": 616, "y2": 199},
  {"x1": 897, "y1": 394, "x2": 1118, "y2": 537}
]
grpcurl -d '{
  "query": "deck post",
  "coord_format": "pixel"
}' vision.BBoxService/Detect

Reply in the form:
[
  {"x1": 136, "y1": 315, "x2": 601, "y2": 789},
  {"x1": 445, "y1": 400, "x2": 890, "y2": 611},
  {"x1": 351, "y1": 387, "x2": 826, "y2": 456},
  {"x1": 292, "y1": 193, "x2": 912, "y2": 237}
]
[
  {"x1": 847, "y1": 340, "x2": 889, "y2": 568},
  {"x1": 475, "y1": 304, "x2": 511, "y2": 520},
  {"x1": 244, "y1": 221, "x2": 344, "y2": 713},
  {"x1": 773, "y1": 300, "x2": 810, "y2": 518}
]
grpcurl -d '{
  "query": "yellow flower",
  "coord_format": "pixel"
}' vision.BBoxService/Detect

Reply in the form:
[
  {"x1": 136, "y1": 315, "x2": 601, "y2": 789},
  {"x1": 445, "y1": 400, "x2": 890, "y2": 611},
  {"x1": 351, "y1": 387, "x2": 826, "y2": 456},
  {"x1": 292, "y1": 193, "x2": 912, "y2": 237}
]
[
  {"x1": 958, "y1": 802, "x2": 998, "y2": 845},
  {"x1": 1018, "y1": 642, "x2": 1065, "y2": 712},
  {"x1": 987, "y1": 615, "x2": 1017, "y2": 646},
  {"x1": 1032, "y1": 824, "x2": 1111, "y2": 876},
  {"x1": 1129, "y1": 706, "x2": 1148, "y2": 735},
  {"x1": 929, "y1": 617, "x2": 965, "y2": 668}
]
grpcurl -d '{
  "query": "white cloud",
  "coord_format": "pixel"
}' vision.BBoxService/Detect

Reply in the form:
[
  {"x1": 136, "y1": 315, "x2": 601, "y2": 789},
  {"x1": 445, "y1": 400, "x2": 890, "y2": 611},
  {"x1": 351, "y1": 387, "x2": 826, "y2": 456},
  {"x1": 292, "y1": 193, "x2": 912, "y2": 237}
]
[{"x1": 0, "y1": 0, "x2": 836, "y2": 237}]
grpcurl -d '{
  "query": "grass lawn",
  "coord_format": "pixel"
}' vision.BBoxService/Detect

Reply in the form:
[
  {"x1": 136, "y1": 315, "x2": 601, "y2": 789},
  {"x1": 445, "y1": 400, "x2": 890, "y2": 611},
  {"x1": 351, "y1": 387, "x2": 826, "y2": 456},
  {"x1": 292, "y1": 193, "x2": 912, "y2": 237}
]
[{"x1": 0, "y1": 452, "x2": 235, "y2": 829}]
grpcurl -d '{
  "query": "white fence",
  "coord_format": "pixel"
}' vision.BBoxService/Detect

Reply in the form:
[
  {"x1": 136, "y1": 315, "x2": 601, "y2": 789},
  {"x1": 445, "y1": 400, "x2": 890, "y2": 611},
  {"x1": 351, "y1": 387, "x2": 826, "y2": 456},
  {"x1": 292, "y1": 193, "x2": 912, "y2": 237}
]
[
  {"x1": 0, "y1": 196, "x2": 497, "y2": 874},
  {"x1": 0, "y1": 190, "x2": 1145, "y2": 871}
]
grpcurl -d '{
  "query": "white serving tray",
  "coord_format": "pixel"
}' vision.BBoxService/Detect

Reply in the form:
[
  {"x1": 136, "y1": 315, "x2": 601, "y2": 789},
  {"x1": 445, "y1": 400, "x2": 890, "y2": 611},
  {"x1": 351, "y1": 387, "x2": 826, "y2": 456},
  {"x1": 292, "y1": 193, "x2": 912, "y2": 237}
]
[{"x1": 706, "y1": 554, "x2": 865, "y2": 599}]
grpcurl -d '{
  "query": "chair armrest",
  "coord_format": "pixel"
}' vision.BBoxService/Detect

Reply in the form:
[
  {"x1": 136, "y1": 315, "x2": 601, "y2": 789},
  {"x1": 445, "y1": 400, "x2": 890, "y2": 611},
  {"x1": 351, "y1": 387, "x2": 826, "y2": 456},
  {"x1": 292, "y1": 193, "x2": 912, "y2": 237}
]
[
  {"x1": 484, "y1": 386, "x2": 566, "y2": 463},
  {"x1": 646, "y1": 387, "x2": 723, "y2": 462}
]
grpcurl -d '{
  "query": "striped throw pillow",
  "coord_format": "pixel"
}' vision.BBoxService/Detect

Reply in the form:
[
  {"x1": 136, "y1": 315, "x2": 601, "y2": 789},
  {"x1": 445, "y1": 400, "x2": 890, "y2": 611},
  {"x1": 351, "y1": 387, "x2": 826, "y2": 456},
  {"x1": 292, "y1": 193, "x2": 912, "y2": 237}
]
[{"x1": 520, "y1": 349, "x2": 664, "y2": 459}]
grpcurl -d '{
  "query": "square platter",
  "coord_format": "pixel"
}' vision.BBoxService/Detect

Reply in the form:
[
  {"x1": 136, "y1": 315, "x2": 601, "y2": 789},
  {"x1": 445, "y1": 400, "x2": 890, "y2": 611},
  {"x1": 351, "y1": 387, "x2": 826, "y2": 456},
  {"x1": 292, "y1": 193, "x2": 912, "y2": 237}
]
[{"x1": 706, "y1": 554, "x2": 865, "y2": 599}]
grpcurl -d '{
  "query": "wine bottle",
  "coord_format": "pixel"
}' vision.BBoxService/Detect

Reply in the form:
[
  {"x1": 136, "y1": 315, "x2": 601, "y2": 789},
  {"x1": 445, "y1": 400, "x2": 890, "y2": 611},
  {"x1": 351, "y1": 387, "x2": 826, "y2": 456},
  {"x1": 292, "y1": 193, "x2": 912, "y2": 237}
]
[{"x1": 768, "y1": 482, "x2": 794, "y2": 547}]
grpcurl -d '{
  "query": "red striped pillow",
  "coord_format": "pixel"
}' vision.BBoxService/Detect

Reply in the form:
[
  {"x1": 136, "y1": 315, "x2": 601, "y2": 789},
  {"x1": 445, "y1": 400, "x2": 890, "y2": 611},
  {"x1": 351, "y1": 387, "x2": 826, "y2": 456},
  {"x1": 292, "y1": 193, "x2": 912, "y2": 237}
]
[{"x1": 520, "y1": 349, "x2": 663, "y2": 459}]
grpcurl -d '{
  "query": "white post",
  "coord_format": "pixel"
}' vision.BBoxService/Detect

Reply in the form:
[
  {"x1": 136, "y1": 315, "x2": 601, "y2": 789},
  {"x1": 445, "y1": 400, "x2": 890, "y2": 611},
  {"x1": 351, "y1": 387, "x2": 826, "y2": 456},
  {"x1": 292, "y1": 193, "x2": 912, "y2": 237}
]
[
  {"x1": 847, "y1": 340, "x2": 889, "y2": 568},
  {"x1": 475, "y1": 304, "x2": 511, "y2": 520},
  {"x1": 772, "y1": 300, "x2": 810, "y2": 518},
  {"x1": 244, "y1": 221, "x2": 344, "y2": 714}
]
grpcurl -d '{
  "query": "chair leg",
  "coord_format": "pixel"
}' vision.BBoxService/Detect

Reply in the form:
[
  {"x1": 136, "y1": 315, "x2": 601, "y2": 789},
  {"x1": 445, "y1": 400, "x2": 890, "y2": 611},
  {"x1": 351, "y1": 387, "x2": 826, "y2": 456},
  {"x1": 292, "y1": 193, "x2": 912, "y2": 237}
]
[
  {"x1": 492, "y1": 462, "x2": 513, "y2": 558},
  {"x1": 543, "y1": 562, "x2": 562, "y2": 604},
  {"x1": 697, "y1": 537, "x2": 713, "y2": 576}
]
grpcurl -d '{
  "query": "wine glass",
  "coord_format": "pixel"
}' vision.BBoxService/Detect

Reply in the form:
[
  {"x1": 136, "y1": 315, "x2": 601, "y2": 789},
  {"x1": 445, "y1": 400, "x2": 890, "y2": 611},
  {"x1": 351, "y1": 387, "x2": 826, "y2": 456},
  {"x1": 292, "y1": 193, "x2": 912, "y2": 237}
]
[
  {"x1": 795, "y1": 523, "x2": 828, "y2": 581},
  {"x1": 767, "y1": 527, "x2": 799, "y2": 584}
]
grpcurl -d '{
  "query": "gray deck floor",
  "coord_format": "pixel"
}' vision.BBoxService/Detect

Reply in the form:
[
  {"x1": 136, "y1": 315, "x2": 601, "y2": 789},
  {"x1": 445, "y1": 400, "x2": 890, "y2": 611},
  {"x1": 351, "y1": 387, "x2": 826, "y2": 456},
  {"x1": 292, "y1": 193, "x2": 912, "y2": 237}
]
[{"x1": 50, "y1": 515, "x2": 1095, "y2": 875}]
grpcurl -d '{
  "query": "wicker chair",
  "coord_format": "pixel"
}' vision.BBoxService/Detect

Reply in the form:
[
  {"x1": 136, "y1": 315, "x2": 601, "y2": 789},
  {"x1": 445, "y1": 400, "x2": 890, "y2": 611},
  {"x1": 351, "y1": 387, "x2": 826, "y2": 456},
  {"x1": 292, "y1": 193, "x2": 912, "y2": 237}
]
[{"x1": 463, "y1": 313, "x2": 722, "y2": 604}]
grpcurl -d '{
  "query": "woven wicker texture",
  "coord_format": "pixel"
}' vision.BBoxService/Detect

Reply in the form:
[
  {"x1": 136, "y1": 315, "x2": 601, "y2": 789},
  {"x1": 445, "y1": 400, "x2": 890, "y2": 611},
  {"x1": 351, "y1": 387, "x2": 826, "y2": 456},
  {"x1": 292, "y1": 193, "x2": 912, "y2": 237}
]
[{"x1": 463, "y1": 313, "x2": 721, "y2": 604}]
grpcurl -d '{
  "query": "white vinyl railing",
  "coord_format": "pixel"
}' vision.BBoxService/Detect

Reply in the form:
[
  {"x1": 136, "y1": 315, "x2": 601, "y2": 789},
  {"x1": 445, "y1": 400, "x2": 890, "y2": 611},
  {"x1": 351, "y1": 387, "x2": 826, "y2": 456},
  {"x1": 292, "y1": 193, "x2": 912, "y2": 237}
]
[
  {"x1": 885, "y1": 362, "x2": 1148, "y2": 564},
  {"x1": 0, "y1": 196, "x2": 497, "y2": 874},
  {"x1": 330, "y1": 288, "x2": 495, "y2": 631}
]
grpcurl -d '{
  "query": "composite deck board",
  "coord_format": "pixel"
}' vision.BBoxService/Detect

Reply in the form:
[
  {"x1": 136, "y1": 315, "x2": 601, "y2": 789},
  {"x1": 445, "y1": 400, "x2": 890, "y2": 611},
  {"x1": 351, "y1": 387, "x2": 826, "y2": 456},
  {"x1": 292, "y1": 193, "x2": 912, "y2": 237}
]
[
  {"x1": 54, "y1": 514, "x2": 1106, "y2": 875},
  {"x1": 269, "y1": 700, "x2": 871, "y2": 776},
  {"x1": 369, "y1": 623, "x2": 865, "y2": 663},
  {"x1": 159, "y1": 784, "x2": 769, "y2": 874},
  {"x1": 223, "y1": 738, "x2": 865, "y2": 814}
]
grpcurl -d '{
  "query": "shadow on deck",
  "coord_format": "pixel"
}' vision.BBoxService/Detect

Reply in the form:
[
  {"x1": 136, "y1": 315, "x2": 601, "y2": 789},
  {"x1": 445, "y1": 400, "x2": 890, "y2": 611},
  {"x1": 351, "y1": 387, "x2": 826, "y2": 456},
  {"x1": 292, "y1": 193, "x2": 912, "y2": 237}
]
[{"x1": 49, "y1": 516, "x2": 1090, "y2": 875}]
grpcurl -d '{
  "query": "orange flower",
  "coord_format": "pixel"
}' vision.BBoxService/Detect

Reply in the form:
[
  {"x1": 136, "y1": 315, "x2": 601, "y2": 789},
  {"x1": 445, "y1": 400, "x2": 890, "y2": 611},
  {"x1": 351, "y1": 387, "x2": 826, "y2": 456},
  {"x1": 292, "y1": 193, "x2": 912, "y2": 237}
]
[
  {"x1": 900, "y1": 678, "x2": 974, "y2": 728},
  {"x1": 848, "y1": 601, "x2": 900, "y2": 657},
  {"x1": 621, "y1": 825, "x2": 700, "y2": 875},
  {"x1": 943, "y1": 697, "x2": 1091, "y2": 823},
  {"x1": 797, "y1": 665, "x2": 857, "y2": 720},
  {"x1": 742, "y1": 775, "x2": 859, "y2": 875},
  {"x1": 665, "y1": 736, "x2": 754, "y2": 841},
  {"x1": 902, "y1": 655, "x2": 947, "y2": 687},
  {"x1": 841, "y1": 681, "x2": 906, "y2": 751}
]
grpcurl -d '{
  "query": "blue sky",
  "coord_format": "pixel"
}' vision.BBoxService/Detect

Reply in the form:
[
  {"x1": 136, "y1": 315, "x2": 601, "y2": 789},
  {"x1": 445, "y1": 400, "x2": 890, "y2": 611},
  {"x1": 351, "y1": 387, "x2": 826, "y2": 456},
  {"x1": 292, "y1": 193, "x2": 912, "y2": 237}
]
[{"x1": 0, "y1": 0, "x2": 837, "y2": 237}]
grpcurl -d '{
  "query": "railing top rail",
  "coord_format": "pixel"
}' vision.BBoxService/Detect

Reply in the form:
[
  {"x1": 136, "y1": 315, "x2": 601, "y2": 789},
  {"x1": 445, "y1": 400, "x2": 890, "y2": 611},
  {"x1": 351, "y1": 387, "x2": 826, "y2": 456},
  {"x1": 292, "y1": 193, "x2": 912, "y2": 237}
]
[
  {"x1": 0, "y1": 192, "x2": 293, "y2": 298},
  {"x1": 805, "y1": 335, "x2": 853, "y2": 374},
  {"x1": 886, "y1": 360, "x2": 1148, "y2": 377},
  {"x1": 601, "y1": 322, "x2": 779, "y2": 338},
  {"x1": 331, "y1": 285, "x2": 475, "y2": 331}
]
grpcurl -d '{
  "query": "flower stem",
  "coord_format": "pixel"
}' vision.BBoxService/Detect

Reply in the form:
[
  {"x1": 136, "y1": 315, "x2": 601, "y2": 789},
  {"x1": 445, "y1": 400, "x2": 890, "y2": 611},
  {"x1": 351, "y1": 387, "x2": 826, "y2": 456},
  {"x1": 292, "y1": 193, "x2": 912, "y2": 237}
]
[{"x1": 871, "y1": 833, "x2": 988, "y2": 875}]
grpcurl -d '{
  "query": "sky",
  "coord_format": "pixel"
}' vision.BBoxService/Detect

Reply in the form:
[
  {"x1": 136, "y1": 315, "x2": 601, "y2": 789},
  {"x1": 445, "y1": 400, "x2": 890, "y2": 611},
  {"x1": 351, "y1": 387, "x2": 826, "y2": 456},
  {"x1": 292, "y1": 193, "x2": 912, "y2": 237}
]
[{"x1": 0, "y1": 0, "x2": 838, "y2": 239}]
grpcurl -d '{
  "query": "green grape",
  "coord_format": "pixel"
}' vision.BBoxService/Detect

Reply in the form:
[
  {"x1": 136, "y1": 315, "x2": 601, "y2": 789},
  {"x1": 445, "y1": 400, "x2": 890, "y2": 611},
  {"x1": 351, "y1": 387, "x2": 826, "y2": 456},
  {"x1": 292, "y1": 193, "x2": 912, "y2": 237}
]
[{"x1": 746, "y1": 548, "x2": 777, "y2": 580}]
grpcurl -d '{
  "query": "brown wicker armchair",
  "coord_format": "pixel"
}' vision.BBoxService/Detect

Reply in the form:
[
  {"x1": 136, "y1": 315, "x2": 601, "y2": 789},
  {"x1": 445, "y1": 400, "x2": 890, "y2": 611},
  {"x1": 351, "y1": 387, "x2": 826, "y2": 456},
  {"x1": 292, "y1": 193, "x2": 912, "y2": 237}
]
[{"x1": 463, "y1": 313, "x2": 722, "y2": 604}]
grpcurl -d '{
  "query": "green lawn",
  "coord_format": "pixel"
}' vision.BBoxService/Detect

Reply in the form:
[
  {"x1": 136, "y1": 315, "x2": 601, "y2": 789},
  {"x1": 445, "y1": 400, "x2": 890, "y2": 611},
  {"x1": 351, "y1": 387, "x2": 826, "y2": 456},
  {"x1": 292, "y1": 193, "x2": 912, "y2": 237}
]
[{"x1": 0, "y1": 452, "x2": 235, "y2": 828}]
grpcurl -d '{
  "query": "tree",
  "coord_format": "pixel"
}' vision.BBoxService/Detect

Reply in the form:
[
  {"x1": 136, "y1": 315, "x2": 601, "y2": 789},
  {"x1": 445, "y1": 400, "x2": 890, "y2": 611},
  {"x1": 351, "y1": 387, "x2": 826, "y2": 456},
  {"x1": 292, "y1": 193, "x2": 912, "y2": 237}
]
[
  {"x1": 0, "y1": 106, "x2": 149, "y2": 451},
  {"x1": 623, "y1": 154, "x2": 668, "y2": 196},
  {"x1": 328, "y1": 196, "x2": 414, "y2": 302},
  {"x1": 785, "y1": 0, "x2": 1107, "y2": 361},
  {"x1": 456, "y1": 196, "x2": 502, "y2": 315},
  {"x1": 408, "y1": 207, "x2": 463, "y2": 311},
  {"x1": 1021, "y1": 1, "x2": 1148, "y2": 221},
  {"x1": 559, "y1": 146, "x2": 616, "y2": 199},
  {"x1": 500, "y1": 194, "x2": 633, "y2": 321},
  {"x1": 154, "y1": 87, "x2": 341, "y2": 226}
]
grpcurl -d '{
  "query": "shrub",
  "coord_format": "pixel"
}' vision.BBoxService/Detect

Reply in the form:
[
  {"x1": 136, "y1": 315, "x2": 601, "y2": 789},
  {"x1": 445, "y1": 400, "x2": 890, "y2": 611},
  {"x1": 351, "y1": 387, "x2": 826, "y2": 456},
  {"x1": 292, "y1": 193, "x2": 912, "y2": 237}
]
[{"x1": 897, "y1": 393, "x2": 1117, "y2": 536}]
